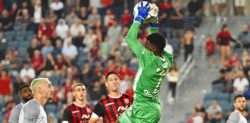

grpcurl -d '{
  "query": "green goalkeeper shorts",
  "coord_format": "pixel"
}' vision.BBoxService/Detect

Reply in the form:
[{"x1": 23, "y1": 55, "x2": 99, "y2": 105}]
[{"x1": 118, "y1": 99, "x2": 161, "y2": 123}]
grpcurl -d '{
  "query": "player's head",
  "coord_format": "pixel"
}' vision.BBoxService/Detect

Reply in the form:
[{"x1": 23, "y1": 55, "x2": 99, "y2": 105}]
[
  {"x1": 233, "y1": 95, "x2": 246, "y2": 112},
  {"x1": 105, "y1": 71, "x2": 120, "y2": 93},
  {"x1": 19, "y1": 83, "x2": 33, "y2": 103},
  {"x1": 30, "y1": 78, "x2": 54, "y2": 102},
  {"x1": 221, "y1": 24, "x2": 228, "y2": 32},
  {"x1": 145, "y1": 33, "x2": 166, "y2": 54},
  {"x1": 72, "y1": 82, "x2": 86, "y2": 102}
]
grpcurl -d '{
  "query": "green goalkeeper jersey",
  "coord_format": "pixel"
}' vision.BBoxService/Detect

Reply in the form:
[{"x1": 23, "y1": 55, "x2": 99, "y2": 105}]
[{"x1": 125, "y1": 22, "x2": 173, "y2": 101}]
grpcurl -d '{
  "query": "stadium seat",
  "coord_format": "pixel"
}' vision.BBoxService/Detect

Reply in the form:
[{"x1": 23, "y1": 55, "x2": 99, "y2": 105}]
[
  {"x1": 204, "y1": 93, "x2": 217, "y2": 101},
  {"x1": 216, "y1": 93, "x2": 230, "y2": 101},
  {"x1": 203, "y1": 99, "x2": 213, "y2": 109},
  {"x1": 45, "y1": 103, "x2": 57, "y2": 114},
  {"x1": 218, "y1": 100, "x2": 232, "y2": 112},
  {"x1": 4, "y1": 31, "x2": 15, "y2": 37},
  {"x1": 7, "y1": 41, "x2": 18, "y2": 49}
]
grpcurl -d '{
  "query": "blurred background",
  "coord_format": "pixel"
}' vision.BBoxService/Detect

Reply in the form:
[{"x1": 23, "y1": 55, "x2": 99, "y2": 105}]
[{"x1": 0, "y1": 0, "x2": 250, "y2": 123}]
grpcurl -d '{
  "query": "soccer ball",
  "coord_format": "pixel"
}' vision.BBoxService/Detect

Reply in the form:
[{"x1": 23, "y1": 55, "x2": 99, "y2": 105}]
[{"x1": 133, "y1": 1, "x2": 159, "y2": 23}]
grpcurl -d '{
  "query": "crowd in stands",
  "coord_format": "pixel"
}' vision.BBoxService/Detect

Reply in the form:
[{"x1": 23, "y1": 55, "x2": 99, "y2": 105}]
[
  {"x1": 185, "y1": 14, "x2": 250, "y2": 123},
  {"x1": 0, "y1": 0, "x2": 206, "y2": 122}
]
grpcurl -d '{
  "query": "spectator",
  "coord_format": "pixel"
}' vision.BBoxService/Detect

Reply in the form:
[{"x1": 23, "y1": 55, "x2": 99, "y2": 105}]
[
  {"x1": 78, "y1": 7, "x2": 88, "y2": 26},
  {"x1": 118, "y1": 64, "x2": 135, "y2": 80},
  {"x1": 30, "y1": 50, "x2": 45, "y2": 75},
  {"x1": 211, "y1": 0, "x2": 226, "y2": 17},
  {"x1": 242, "y1": 50, "x2": 250, "y2": 67},
  {"x1": 9, "y1": 50, "x2": 21, "y2": 76},
  {"x1": 83, "y1": 27, "x2": 97, "y2": 50},
  {"x1": 0, "y1": 70, "x2": 13, "y2": 102},
  {"x1": 238, "y1": 24, "x2": 250, "y2": 48},
  {"x1": 158, "y1": 0, "x2": 172, "y2": 27},
  {"x1": 234, "y1": 0, "x2": 246, "y2": 15},
  {"x1": 243, "y1": 59, "x2": 250, "y2": 78},
  {"x1": 65, "y1": 10, "x2": 79, "y2": 26},
  {"x1": 31, "y1": 0, "x2": 45, "y2": 31},
  {"x1": 16, "y1": 8, "x2": 32, "y2": 31},
  {"x1": 50, "y1": 0, "x2": 64, "y2": 18},
  {"x1": 0, "y1": 10, "x2": 13, "y2": 31},
  {"x1": 62, "y1": 37, "x2": 78, "y2": 66},
  {"x1": 27, "y1": 38, "x2": 42, "y2": 58},
  {"x1": 52, "y1": 39, "x2": 63, "y2": 58},
  {"x1": 41, "y1": 39, "x2": 54, "y2": 57},
  {"x1": 167, "y1": 63, "x2": 179, "y2": 99},
  {"x1": 20, "y1": 61, "x2": 35, "y2": 83},
  {"x1": 54, "y1": 53, "x2": 66, "y2": 71},
  {"x1": 55, "y1": 19, "x2": 69, "y2": 40},
  {"x1": 187, "y1": 0, "x2": 203, "y2": 16},
  {"x1": 103, "y1": 60, "x2": 118, "y2": 75},
  {"x1": 70, "y1": 19, "x2": 85, "y2": 37},
  {"x1": 170, "y1": 2, "x2": 184, "y2": 31},
  {"x1": 194, "y1": 103, "x2": 207, "y2": 120},
  {"x1": 89, "y1": 0, "x2": 102, "y2": 9},
  {"x1": 233, "y1": 70, "x2": 249, "y2": 94},
  {"x1": 181, "y1": 28, "x2": 194, "y2": 61},
  {"x1": 120, "y1": 9, "x2": 132, "y2": 26},
  {"x1": 205, "y1": 34, "x2": 216, "y2": 68},
  {"x1": 43, "y1": 53, "x2": 55, "y2": 77},
  {"x1": 87, "y1": 7, "x2": 101, "y2": 27},
  {"x1": 104, "y1": 9, "x2": 115, "y2": 28},
  {"x1": 206, "y1": 100, "x2": 223, "y2": 123},
  {"x1": 216, "y1": 24, "x2": 237, "y2": 66},
  {"x1": 107, "y1": 20, "x2": 121, "y2": 46},
  {"x1": 0, "y1": 32, "x2": 6, "y2": 60},
  {"x1": 64, "y1": 0, "x2": 77, "y2": 15},
  {"x1": 77, "y1": 0, "x2": 89, "y2": 10}
]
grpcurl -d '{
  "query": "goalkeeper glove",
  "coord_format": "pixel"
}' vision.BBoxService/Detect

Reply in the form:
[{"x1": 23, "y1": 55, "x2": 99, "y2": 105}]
[{"x1": 134, "y1": 2, "x2": 150, "y2": 24}]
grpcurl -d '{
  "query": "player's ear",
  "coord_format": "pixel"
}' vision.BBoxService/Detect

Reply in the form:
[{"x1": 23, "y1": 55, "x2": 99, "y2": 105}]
[{"x1": 38, "y1": 86, "x2": 42, "y2": 94}]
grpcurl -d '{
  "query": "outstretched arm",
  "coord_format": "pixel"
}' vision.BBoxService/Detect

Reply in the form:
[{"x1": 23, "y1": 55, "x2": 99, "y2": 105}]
[{"x1": 125, "y1": 2, "x2": 150, "y2": 57}]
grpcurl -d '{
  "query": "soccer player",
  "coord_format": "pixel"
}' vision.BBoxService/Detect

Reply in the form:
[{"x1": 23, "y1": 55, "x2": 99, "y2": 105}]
[
  {"x1": 227, "y1": 95, "x2": 247, "y2": 123},
  {"x1": 8, "y1": 83, "x2": 33, "y2": 123},
  {"x1": 18, "y1": 78, "x2": 54, "y2": 123},
  {"x1": 62, "y1": 83, "x2": 93, "y2": 123},
  {"x1": 117, "y1": 2, "x2": 173, "y2": 123},
  {"x1": 89, "y1": 71, "x2": 133, "y2": 123}
]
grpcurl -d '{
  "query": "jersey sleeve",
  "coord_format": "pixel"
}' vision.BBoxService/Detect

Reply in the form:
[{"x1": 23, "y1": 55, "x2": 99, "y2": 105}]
[
  {"x1": 20, "y1": 100, "x2": 40, "y2": 123},
  {"x1": 62, "y1": 108, "x2": 72, "y2": 122},
  {"x1": 125, "y1": 22, "x2": 144, "y2": 58},
  {"x1": 227, "y1": 112, "x2": 240, "y2": 123},
  {"x1": 93, "y1": 102, "x2": 105, "y2": 117},
  {"x1": 125, "y1": 22, "x2": 155, "y2": 67},
  {"x1": 8, "y1": 104, "x2": 23, "y2": 123}
]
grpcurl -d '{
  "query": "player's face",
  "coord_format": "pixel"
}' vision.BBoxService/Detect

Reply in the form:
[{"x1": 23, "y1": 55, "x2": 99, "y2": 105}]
[
  {"x1": 106, "y1": 74, "x2": 120, "y2": 92},
  {"x1": 145, "y1": 40, "x2": 156, "y2": 53},
  {"x1": 73, "y1": 85, "x2": 86, "y2": 101},
  {"x1": 235, "y1": 97, "x2": 246, "y2": 112},
  {"x1": 20, "y1": 87, "x2": 33, "y2": 102},
  {"x1": 42, "y1": 80, "x2": 54, "y2": 101}
]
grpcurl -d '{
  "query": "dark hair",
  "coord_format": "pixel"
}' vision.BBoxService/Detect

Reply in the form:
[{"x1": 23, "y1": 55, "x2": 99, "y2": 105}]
[
  {"x1": 234, "y1": 95, "x2": 245, "y2": 102},
  {"x1": 147, "y1": 33, "x2": 166, "y2": 53},
  {"x1": 105, "y1": 71, "x2": 119, "y2": 80},
  {"x1": 221, "y1": 24, "x2": 227, "y2": 32},
  {"x1": 19, "y1": 83, "x2": 30, "y2": 92}
]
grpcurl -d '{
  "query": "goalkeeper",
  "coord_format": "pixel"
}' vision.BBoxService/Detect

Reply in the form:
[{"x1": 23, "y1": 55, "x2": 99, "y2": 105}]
[{"x1": 116, "y1": 2, "x2": 173, "y2": 123}]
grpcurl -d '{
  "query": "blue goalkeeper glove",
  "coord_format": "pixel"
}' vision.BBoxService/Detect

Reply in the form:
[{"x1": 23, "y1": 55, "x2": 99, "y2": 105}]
[{"x1": 134, "y1": 2, "x2": 150, "y2": 23}]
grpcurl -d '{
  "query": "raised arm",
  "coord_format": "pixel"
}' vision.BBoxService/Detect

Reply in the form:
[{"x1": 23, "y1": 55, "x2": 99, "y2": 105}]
[{"x1": 125, "y1": 2, "x2": 151, "y2": 57}]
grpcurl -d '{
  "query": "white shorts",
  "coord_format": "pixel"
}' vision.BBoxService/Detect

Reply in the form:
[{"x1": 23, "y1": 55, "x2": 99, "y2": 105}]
[
  {"x1": 235, "y1": 0, "x2": 246, "y2": 7},
  {"x1": 211, "y1": 0, "x2": 226, "y2": 5}
]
